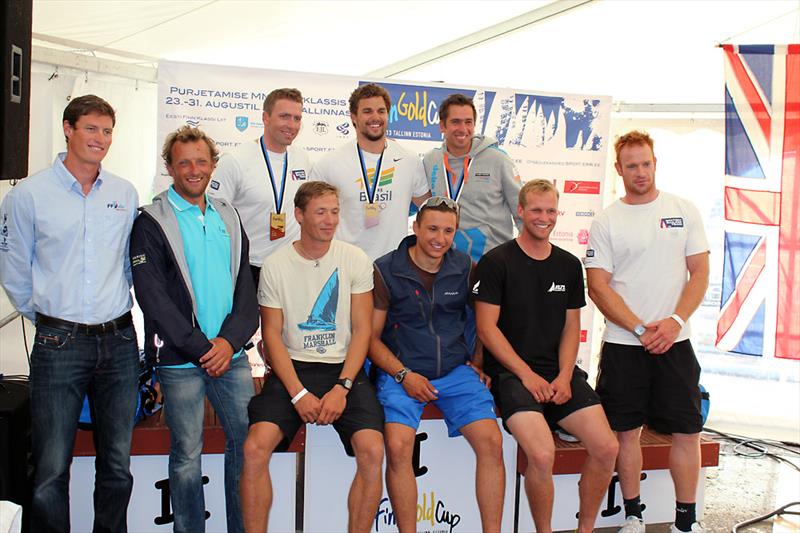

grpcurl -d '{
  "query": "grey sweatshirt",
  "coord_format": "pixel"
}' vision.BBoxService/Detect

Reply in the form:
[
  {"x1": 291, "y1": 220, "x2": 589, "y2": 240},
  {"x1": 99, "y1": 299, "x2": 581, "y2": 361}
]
[{"x1": 422, "y1": 135, "x2": 522, "y2": 261}]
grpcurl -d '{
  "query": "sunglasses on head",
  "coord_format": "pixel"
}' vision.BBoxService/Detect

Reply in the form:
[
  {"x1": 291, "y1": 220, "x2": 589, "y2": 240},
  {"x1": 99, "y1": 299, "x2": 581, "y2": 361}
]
[{"x1": 420, "y1": 196, "x2": 459, "y2": 213}]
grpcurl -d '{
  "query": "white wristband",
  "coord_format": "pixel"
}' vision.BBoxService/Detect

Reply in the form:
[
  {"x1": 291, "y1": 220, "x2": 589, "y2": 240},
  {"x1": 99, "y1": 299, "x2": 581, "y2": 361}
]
[
  {"x1": 291, "y1": 388, "x2": 308, "y2": 405},
  {"x1": 670, "y1": 313, "x2": 686, "y2": 329}
]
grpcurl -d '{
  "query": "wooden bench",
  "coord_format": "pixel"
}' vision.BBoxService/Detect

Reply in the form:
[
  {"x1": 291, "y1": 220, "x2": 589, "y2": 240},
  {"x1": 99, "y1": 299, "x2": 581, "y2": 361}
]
[
  {"x1": 515, "y1": 427, "x2": 720, "y2": 475},
  {"x1": 73, "y1": 378, "x2": 305, "y2": 456}
]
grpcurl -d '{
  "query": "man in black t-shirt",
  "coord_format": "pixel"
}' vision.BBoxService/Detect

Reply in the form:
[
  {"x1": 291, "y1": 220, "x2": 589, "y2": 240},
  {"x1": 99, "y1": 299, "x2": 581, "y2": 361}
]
[{"x1": 473, "y1": 179, "x2": 618, "y2": 533}]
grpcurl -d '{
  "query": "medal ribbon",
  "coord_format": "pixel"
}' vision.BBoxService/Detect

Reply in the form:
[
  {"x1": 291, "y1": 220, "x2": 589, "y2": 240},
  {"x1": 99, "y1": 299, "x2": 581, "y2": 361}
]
[
  {"x1": 357, "y1": 144, "x2": 385, "y2": 205},
  {"x1": 260, "y1": 136, "x2": 288, "y2": 214},
  {"x1": 443, "y1": 152, "x2": 471, "y2": 203}
]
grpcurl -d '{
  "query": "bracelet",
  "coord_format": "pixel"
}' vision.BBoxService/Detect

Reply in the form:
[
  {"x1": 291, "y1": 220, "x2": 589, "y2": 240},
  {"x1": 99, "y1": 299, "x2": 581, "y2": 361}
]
[
  {"x1": 670, "y1": 313, "x2": 686, "y2": 329},
  {"x1": 291, "y1": 388, "x2": 308, "y2": 405}
]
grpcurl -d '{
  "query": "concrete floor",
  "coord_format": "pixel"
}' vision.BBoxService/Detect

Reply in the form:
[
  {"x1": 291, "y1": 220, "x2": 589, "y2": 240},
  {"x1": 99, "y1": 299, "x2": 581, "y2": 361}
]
[{"x1": 576, "y1": 440, "x2": 800, "y2": 533}]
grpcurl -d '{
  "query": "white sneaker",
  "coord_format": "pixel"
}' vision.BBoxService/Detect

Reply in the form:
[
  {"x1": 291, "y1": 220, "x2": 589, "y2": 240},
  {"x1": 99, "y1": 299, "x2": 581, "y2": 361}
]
[
  {"x1": 670, "y1": 523, "x2": 705, "y2": 533},
  {"x1": 618, "y1": 516, "x2": 645, "y2": 533}
]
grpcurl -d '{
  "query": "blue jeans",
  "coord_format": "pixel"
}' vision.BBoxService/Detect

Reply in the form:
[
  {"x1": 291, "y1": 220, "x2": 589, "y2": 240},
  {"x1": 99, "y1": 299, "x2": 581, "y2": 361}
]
[
  {"x1": 158, "y1": 355, "x2": 253, "y2": 533},
  {"x1": 30, "y1": 322, "x2": 139, "y2": 533}
]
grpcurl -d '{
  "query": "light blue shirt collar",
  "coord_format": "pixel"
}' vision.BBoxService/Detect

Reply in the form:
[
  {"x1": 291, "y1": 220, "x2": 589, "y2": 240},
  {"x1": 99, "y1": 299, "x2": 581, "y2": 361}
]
[
  {"x1": 53, "y1": 152, "x2": 105, "y2": 193},
  {"x1": 167, "y1": 185, "x2": 215, "y2": 214}
]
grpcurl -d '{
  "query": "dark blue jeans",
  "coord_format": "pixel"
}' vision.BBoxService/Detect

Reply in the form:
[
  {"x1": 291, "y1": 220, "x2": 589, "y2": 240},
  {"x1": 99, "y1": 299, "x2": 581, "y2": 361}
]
[
  {"x1": 30, "y1": 322, "x2": 139, "y2": 533},
  {"x1": 158, "y1": 355, "x2": 253, "y2": 533}
]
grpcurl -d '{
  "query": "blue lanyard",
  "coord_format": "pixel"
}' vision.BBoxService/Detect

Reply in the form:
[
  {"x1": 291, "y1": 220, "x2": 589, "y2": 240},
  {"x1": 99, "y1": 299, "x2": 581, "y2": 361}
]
[
  {"x1": 260, "y1": 136, "x2": 288, "y2": 214},
  {"x1": 357, "y1": 143, "x2": 385, "y2": 205}
]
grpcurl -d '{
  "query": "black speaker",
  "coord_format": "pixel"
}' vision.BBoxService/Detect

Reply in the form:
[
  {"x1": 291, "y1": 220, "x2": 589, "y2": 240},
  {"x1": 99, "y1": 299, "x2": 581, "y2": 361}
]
[
  {"x1": 0, "y1": 379, "x2": 32, "y2": 509},
  {"x1": 0, "y1": 0, "x2": 32, "y2": 181}
]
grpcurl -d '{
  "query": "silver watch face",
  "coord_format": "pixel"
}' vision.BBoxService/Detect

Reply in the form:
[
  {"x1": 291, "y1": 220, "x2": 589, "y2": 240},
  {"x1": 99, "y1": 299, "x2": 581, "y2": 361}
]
[
  {"x1": 394, "y1": 368, "x2": 407, "y2": 383},
  {"x1": 634, "y1": 324, "x2": 646, "y2": 337}
]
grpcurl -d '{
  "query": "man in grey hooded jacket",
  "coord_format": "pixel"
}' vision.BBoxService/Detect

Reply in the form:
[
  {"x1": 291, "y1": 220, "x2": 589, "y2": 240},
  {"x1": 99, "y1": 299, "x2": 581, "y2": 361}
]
[{"x1": 422, "y1": 93, "x2": 522, "y2": 263}]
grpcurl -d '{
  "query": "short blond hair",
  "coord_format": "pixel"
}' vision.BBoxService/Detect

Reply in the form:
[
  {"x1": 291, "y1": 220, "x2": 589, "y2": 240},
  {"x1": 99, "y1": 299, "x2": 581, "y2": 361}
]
[{"x1": 519, "y1": 179, "x2": 559, "y2": 207}]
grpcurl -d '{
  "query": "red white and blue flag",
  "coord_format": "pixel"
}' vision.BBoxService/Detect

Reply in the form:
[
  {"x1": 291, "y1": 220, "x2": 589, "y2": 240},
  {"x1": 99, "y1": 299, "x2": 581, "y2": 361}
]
[{"x1": 716, "y1": 44, "x2": 799, "y2": 360}]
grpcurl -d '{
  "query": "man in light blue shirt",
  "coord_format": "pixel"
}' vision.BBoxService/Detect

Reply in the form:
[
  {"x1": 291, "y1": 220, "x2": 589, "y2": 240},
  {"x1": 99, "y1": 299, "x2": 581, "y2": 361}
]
[
  {"x1": 130, "y1": 126, "x2": 257, "y2": 532},
  {"x1": 0, "y1": 94, "x2": 140, "y2": 532}
]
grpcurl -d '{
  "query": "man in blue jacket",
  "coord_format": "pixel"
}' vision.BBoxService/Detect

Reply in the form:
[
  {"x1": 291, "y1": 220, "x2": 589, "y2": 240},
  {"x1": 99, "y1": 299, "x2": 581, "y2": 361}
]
[
  {"x1": 130, "y1": 126, "x2": 258, "y2": 532},
  {"x1": 370, "y1": 196, "x2": 505, "y2": 533}
]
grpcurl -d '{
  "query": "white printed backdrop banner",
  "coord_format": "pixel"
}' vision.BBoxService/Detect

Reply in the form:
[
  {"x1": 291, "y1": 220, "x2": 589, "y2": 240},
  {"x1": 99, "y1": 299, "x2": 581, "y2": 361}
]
[{"x1": 156, "y1": 60, "x2": 610, "y2": 371}]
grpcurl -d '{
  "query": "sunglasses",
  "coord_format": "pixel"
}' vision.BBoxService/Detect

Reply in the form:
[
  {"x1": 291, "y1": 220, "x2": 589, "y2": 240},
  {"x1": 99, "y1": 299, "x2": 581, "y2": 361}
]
[{"x1": 420, "y1": 196, "x2": 459, "y2": 213}]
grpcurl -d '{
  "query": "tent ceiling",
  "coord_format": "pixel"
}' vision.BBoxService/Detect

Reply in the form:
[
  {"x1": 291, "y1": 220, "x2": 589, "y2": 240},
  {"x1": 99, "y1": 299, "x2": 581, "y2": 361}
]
[{"x1": 32, "y1": 0, "x2": 800, "y2": 104}]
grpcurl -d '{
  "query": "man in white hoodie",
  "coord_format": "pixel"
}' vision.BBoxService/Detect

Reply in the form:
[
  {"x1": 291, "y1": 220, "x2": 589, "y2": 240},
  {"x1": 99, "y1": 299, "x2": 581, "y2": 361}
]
[{"x1": 422, "y1": 93, "x2": 521, "y2": 263}]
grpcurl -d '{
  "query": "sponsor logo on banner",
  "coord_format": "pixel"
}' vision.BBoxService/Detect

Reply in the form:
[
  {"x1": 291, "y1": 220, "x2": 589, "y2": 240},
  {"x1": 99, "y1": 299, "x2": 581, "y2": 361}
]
[
  {"x1": 186, "y1": 119, "x2": 199, "y2": 127},
  {"x1": 660, "y1": 217, "x2": 684, "y2": 228},
  {"x1": 552, "y1": 230, "x2": 573, "y2": 242},
  {"x1": 575, "y1": 210, "x2": 595, "y2": 217},
  {"x1": 235, "y1": 116, "x2": 248, "y2": 132},
  {"x1": 375, "y1": 492, "x2": 461, "y2": 532},
  {"x1": 563, "y1": 180, "x2": 601, "y2": 194},
  {"x1": 336, "y1": 121, "x2": 350, "y2": 137},
  {"x1": 360, "y1": 81, "x2": 496, "y2": 141},
  {"x1": 313, "y1": 121, "x2": 329, "y2": 135},
  {"x1": 577, "y1": 229, "x2": 589, "y2": 245}
]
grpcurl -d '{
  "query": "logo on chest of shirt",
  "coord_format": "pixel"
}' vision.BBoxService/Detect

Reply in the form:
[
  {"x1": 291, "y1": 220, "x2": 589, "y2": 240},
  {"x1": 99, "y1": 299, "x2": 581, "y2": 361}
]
[
  {"x1": 660, "y1": 217, "x2": 684, "y2": 228},
  {"x1": 473, "y1": 172, "x2": 491, "y2": 183},
  {"x1": 210, "y1": 180, "x2": 220, "y2": 190},
  {"x1": 355, "y1": 168, "x2": 395, "y2": 203},
  {"x1": 547, "y1": 282, "x2": 566, "y2": 293},
  {"x1": 443, "y1": 291, "x2": 459, "y2": 296},
  {"x1": 106, "y1": 201, "x2": 127, "y2": 211},
  {"x1": 471, "y1": 280, "x2": 480, "y2": 294},
  {"x1": 292, "y1": 170, "x2": 307, "y2": 181}
]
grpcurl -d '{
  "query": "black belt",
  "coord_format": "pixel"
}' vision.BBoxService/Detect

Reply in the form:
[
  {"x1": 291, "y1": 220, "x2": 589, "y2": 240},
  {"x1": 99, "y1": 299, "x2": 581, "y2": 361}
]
[{"x1": 36, "y1": 312, "x2": 133, "y2": 336}]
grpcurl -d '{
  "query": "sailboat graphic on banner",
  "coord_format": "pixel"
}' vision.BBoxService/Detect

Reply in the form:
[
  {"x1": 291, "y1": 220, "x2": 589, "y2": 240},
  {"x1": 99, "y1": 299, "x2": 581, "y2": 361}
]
[{"x1": 298, "y1": 269, "x2": 339, "y2": 331}]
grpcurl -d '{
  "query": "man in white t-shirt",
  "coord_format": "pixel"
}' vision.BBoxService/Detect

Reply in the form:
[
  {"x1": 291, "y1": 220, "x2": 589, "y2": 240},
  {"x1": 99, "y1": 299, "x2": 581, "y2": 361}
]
[
  {"x1": 311, "y1": 83, "x2": 430, "y2": 260},
  {"x1": 585, "y1": 130, "x2": 710, "y2": 533},
  {"x1": 240, "y1": 181, "x2": 385, "y2": 532},
  {"x1": 209, "y1": 88, "x2": 313, "y2": 285}
]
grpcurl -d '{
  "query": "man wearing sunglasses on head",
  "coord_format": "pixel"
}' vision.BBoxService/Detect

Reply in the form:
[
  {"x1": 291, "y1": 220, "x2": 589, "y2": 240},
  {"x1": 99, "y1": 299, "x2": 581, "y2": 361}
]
[{"x1": 370, "y1": 196, "x2": 505, "y2": 533}]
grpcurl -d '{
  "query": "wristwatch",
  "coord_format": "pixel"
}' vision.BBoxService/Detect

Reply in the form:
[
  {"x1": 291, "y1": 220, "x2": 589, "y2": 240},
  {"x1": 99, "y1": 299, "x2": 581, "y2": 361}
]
[
  {"x1": 394, "y1": 367, "x2": 410, "y2": 384},
  {"x1": 633, "y1": 324, "x2": 647, "y2": 338},
  {"x1": 336, "y1": 377, "x2": 353, "y2": 391}
]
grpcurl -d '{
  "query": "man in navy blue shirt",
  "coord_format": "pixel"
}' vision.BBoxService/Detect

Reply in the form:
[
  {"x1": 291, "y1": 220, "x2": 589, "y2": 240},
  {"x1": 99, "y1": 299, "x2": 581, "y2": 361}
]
[{"x1": 0, "y1": 95, "x2": 139, "y2": 532}]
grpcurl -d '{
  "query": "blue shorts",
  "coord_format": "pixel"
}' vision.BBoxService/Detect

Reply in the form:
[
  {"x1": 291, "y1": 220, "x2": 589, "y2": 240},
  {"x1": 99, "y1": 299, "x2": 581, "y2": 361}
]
[{"x1": 376, "y1": 364, "x2": 497, "y2": 437}]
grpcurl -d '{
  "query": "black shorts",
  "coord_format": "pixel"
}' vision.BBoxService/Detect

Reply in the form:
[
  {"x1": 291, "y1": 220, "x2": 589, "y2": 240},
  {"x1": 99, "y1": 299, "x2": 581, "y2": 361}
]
[
  {"x1": 247, "y1": 361, "x2": 384, "y2": 456},
  {"x1": 490, "y1": 367, "x2": 601, "y2": 433},
  {"x1": 596, "y1": 340, "x2": 702, "y2": 434}
]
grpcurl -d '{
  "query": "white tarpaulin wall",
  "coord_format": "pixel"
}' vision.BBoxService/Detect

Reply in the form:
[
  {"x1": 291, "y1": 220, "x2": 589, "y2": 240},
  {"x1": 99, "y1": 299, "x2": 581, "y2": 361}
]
[{"x1": 156, "y1": 59, "x2": 611, "y2": 374}]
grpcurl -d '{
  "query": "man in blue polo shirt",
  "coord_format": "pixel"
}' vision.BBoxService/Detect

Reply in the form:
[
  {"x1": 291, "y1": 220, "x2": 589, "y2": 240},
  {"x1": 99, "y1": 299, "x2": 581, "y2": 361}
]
[{"x1": 130, "y1": 126, "x2": 258, "y2": 532}]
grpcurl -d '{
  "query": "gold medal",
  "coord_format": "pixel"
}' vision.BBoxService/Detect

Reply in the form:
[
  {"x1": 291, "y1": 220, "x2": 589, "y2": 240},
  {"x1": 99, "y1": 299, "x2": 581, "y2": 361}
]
[
  {"x1": 364, "y1": 202, "x2": 380, "y2": 228},
  {"x1": 269, "y1": 212, "x2": 286, "y2": 240}
]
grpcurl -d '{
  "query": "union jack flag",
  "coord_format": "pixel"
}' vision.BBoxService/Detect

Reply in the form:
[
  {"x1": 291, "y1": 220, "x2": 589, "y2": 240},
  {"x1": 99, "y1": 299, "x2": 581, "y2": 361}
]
[{"x1": 716, "y1": 44, "x2": 799, "y2": 360}]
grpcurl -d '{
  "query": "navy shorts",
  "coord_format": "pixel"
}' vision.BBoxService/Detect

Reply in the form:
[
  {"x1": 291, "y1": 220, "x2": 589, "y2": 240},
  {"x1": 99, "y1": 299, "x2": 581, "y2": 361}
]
[
  {"x1": 490, "y1": 366, "x2": 600, "y2": 433},
  {"x1": 596, "y1": 340, "x2": 703, "y2": 434},
  {"x1": 248, "y1": 361, "x2": 384, "y2": 456}
]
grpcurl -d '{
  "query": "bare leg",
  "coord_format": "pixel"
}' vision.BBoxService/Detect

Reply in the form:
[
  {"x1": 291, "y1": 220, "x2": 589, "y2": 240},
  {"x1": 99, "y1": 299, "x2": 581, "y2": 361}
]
[
  {"x1": 507, "y1": 411, "x2": 555, "y2": 533},
  {"x1": 384, "y1": 423, "x2": 418, "y2": 533},
  {"x1": 348, "y1": 429, "x2": 385, "y2": 533},
  {"x1": 670, "y1": 432, "x2": 701, "y2": 502},
  {"x1": 559, "y1": 406, "x2": 619, "y2": 533},
  {"x1": 240, "y1": 422, "x2": 283, "y2": 533},
  {"x1": 460, "y1": 419, "x2": 505, "y2": 532},
  {"x1": 616, "y1": 427, "x2": 643, "y2": 500}
]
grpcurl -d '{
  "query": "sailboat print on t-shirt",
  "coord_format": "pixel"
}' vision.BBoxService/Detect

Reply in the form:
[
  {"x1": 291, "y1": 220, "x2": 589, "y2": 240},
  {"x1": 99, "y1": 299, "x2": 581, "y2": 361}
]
[{"x1": 298, "y1": 269, "x2": 339, "y2": 332}]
